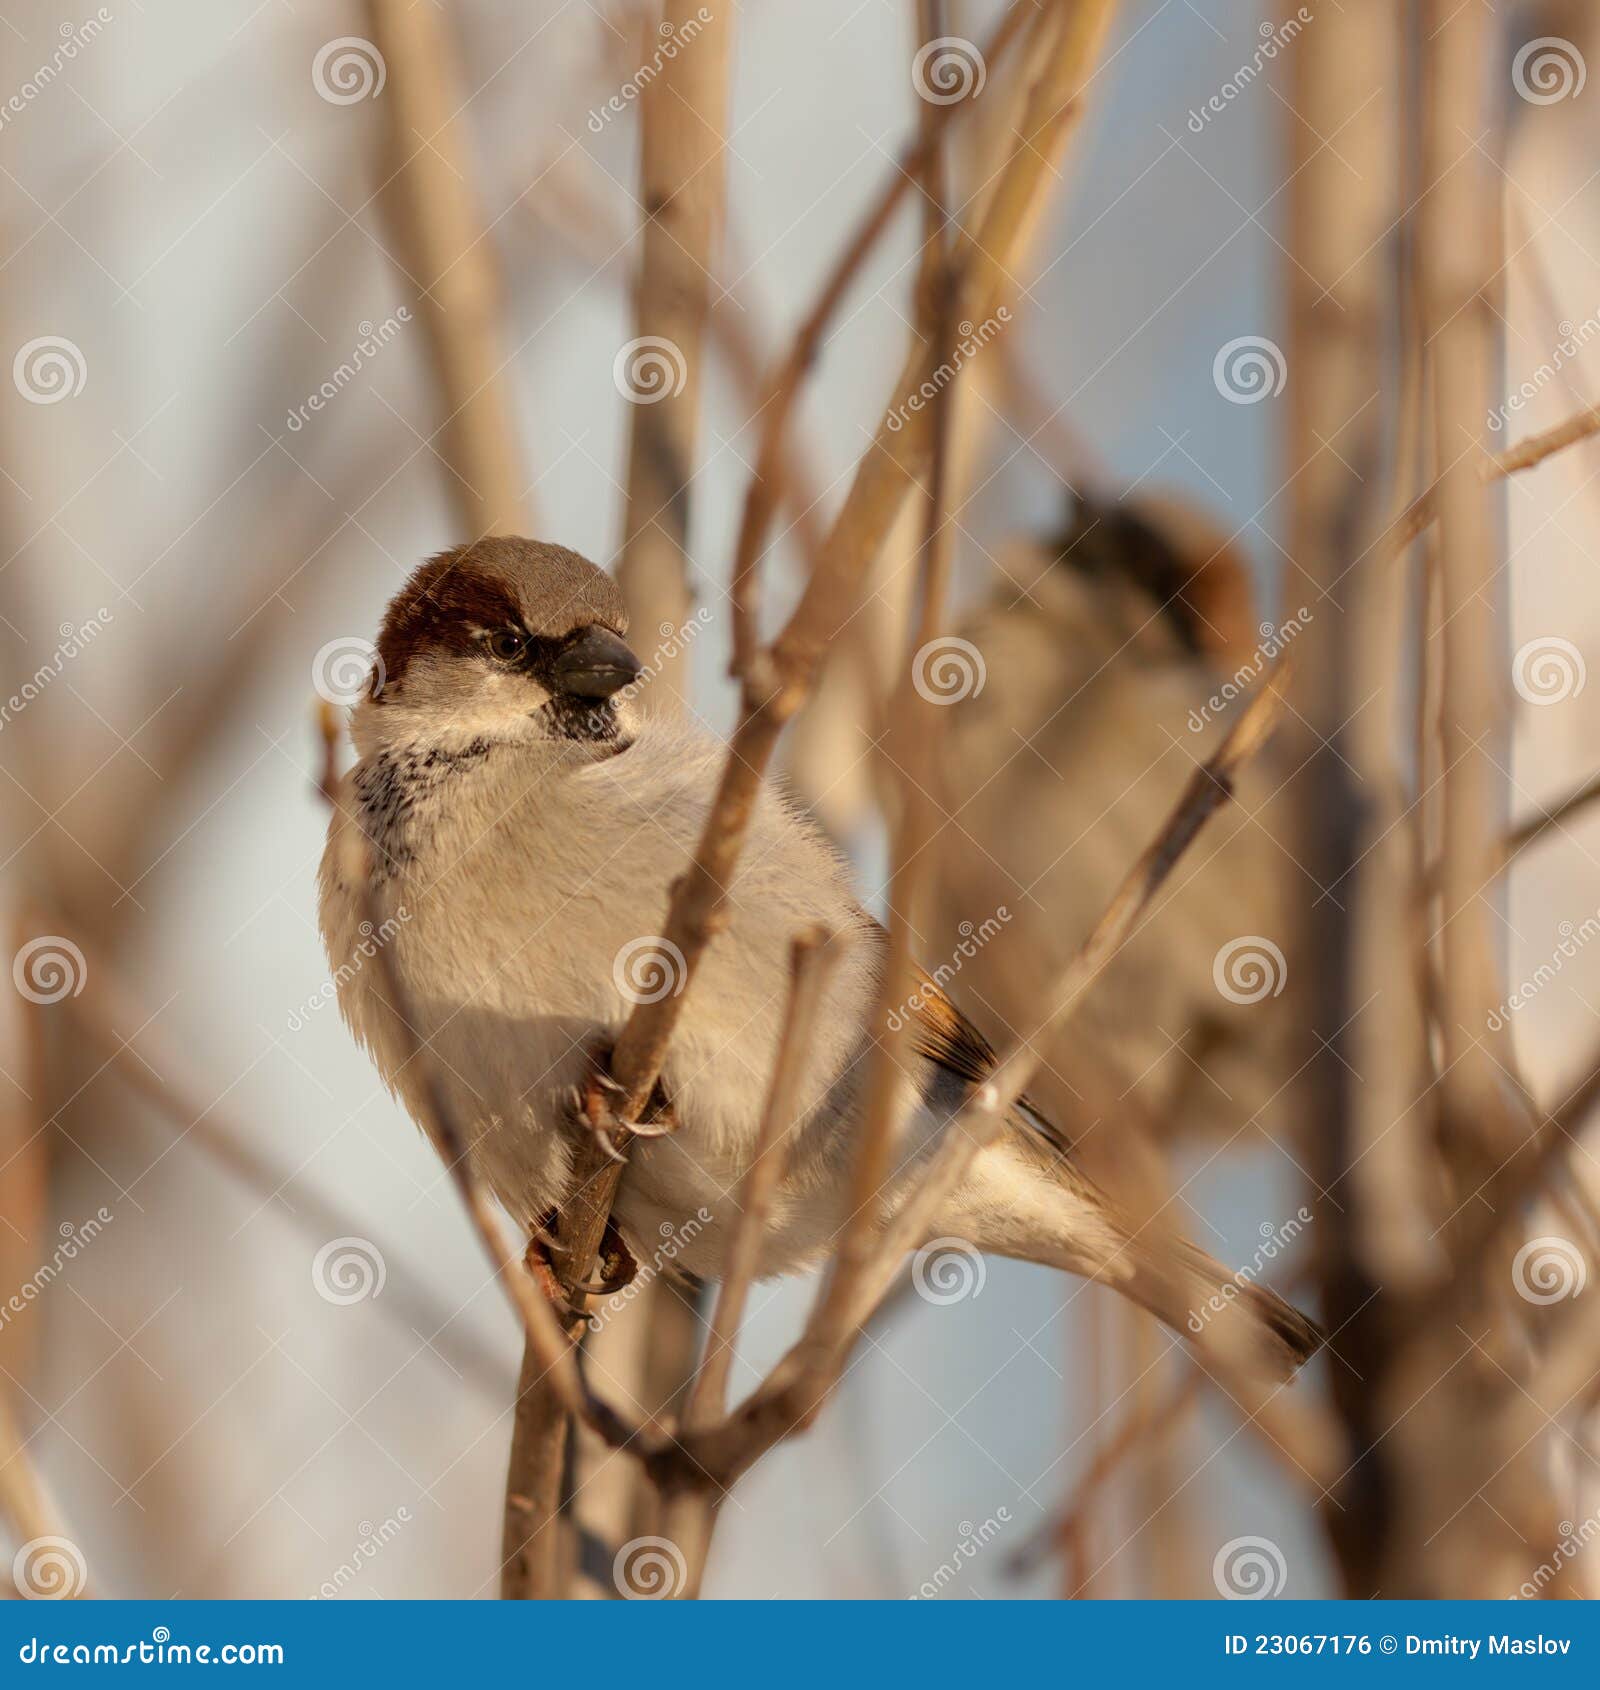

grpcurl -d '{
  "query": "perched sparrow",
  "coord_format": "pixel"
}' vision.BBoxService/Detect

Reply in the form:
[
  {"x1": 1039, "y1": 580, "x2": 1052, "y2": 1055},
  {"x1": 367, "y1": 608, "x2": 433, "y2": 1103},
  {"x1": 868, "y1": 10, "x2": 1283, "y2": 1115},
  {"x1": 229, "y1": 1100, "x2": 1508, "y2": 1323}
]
[
  {"x1": 930, "y1": 492, "x2": 1297, "y2": 1153},
  {"x1": 319, "y1": 538, "x2": 1318, "y2": 1374}
]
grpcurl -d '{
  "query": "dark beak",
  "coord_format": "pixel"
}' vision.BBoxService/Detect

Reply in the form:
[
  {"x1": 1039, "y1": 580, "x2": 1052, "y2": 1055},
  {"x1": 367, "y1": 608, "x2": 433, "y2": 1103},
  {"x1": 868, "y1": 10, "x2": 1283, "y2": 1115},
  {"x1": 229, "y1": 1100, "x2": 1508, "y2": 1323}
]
[{"x1": 552, "y1": 626, "x2": 642, "y2": 700}]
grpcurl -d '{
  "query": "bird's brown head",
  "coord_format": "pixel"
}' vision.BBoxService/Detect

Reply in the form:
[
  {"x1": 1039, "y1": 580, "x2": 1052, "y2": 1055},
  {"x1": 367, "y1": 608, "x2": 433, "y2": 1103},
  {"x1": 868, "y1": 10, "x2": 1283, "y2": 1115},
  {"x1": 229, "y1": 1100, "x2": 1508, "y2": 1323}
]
[
  {"x1": 355, "y1": 538, "x2": 642, "y2": 761},
  {"x1": 1053, "y1": 493, "x2": 1258, "y2": 668}
]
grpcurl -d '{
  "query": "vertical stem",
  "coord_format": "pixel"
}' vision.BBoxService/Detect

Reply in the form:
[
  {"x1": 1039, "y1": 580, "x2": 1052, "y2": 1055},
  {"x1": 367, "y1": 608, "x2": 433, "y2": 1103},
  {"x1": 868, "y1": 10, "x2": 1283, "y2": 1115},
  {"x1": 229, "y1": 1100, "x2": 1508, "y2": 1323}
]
[
  {"x1": 610, "y1": 2, "x2": 735, "y2": 1551},
  {"x1": 1285, "y1": 0, "x2": 1411, "y2": 1595},
  {"x1": 616, "y1": 1, "x2": 734, "y2": 712},
  {"x1": 365, "y1": 0, "x2": 531, "y2": 537},
  {"x1": 813, "y1": 0, "x2": 962, "y2": 1327},
  {"x1": 505, "y1": 5, "x2": 734, "y2": 1595},
  {"x1": 1422, "y1": 0, "x2": 1522, "y2": 1148}
]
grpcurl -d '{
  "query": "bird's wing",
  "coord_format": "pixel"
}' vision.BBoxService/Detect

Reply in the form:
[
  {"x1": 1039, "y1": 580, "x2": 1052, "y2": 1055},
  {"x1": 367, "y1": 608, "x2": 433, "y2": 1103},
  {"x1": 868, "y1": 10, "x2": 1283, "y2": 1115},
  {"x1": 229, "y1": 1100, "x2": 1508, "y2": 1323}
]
[{"x1": 901, "y1": 959, "x2": 1070, "y2": 1156}]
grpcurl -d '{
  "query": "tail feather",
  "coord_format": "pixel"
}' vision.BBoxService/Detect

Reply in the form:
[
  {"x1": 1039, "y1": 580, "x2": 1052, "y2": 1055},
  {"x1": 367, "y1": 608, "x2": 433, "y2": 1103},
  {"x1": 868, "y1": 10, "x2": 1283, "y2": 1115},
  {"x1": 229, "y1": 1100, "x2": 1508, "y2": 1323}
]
[{"x1": 1122, "y1": 1233, "x2": 1323, "y2": 1380}]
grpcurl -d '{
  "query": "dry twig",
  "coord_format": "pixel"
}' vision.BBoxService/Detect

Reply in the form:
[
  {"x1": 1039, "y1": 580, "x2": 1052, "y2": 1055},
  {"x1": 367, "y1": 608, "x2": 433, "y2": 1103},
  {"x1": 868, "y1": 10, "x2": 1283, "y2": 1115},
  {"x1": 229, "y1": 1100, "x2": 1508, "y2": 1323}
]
[{"x1": 365, "y1": 0, "x2": 531, "y2": 537}]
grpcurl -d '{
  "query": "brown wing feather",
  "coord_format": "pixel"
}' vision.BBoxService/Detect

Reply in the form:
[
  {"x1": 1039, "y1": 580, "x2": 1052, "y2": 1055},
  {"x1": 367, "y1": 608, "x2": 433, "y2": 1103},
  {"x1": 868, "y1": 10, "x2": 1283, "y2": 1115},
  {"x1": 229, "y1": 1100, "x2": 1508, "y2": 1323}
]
[{"x1": 900, "y1": 956, "x2": 1070, "y2": 1156}]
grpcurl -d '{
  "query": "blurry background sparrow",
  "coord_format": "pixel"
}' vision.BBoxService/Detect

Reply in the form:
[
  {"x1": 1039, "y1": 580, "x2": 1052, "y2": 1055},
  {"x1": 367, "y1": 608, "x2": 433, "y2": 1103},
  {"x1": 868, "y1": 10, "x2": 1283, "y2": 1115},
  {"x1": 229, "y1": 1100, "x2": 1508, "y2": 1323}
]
[
  {"x1": 319, "y1": 537, "x2": 1319, "y2": 1375},
  {"x1": 929, "y1": 493, "x2": 1300, "y2": 1172}
]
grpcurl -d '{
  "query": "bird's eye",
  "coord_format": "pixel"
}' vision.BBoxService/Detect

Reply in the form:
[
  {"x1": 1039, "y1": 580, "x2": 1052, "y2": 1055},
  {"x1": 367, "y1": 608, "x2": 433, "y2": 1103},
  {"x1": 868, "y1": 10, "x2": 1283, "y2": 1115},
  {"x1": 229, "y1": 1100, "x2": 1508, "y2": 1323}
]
[{"x1": 486, "y1": 628, "x2": 526, "y2": 663}]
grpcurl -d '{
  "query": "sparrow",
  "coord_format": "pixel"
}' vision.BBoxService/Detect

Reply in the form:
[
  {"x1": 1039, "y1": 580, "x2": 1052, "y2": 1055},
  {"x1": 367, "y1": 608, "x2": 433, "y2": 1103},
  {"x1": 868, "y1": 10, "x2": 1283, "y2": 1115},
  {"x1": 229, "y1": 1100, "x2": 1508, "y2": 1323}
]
[
  {"x1": 318, "y1": 537, "x2": 1319, "y2": 1375},
  {"x1": 929, "y1": 492, "x2": 1299, "y2": 1156}
]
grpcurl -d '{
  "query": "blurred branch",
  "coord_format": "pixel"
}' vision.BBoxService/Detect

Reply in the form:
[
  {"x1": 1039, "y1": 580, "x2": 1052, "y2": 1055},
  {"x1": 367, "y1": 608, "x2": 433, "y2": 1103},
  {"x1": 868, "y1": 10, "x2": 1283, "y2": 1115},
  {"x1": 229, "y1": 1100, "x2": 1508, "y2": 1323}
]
[
  {"x1": 506, "y1": 0, "x2": 734, "y2": 1598},
  {"x1": 365, "y1": 0, "x2": 531, "y2": 536},
  {"x1": 1010, "y1": 1371, "x2": 1203, "y2": 1581},
  {"x1": 726, "y1": 0, "x2": 1043, "y2": 674},
  {"x1": 63, "y1": 930, "x2": 512, "y2": 1399},
  {"x1": 0, "y1": 915, "x2": 50, "y2": 1392},
  {"x1": 614, "y1": 0, "x2": 733, "y2": 710},
  {"x1": 606, "y1": 0, "x2": 733, "y2": 1572},
  {"x1": 1387, "y1": 401, "x2": 1600, "y2": 555},
  {"x1": 1422, "y1": 3, "x2": 1523, "y2": 1137},
  {"x1": 813, "y1": 6, "x2": 961, "y2": 1344},
  {"x1": 663, "y1": 927, "x2": 839, "y2": 1596},
  {"x1": 0, "y1": 1392, "x2": 85, "y2": 1597},
  {"x1": 683, "y1": 929, "x2": 838, "y2": 1429},
  {"x1": 1285, "y1": 0, "x2": 1424, "y2": 1597},
  {"x1": 1501, "y1": 772, "x2": 1600, "y2": 867}
]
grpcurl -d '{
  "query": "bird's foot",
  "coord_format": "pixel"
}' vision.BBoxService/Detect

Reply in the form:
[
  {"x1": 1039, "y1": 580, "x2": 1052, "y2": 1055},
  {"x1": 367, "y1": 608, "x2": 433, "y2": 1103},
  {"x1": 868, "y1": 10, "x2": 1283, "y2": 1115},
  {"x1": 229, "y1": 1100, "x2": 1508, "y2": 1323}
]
[
  {"x1": 571, "y1": 1042, "x2": 677, "y2": 1162},
  {"x1": 523, "y1": 1223, "x2": 589, "y2": 1325},
  {"x1": 570, "y1": 1218, "x2": 639, "y2": 1297}
]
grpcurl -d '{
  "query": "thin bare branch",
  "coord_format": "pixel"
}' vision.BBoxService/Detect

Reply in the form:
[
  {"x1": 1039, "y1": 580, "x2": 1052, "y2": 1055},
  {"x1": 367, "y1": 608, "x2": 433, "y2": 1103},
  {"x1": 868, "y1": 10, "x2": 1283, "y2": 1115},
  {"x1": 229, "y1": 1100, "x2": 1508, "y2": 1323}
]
[{"x1": 364, "y1": 0, "x2": 531, "y2": 537}]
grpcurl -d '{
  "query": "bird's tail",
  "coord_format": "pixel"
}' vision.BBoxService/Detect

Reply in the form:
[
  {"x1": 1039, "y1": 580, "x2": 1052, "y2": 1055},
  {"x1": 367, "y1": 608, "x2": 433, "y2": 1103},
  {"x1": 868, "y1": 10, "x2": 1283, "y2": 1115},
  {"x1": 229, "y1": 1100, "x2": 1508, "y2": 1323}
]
[{"x1": 1114, "y1": 1230, "x2": 1322, "y2": 1381}]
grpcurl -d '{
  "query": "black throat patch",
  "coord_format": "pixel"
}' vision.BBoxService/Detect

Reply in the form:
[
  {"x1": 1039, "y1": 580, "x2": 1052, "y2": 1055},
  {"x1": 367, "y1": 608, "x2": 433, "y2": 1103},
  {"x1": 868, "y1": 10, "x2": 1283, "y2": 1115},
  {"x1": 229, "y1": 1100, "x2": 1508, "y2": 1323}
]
[{"x1": 354, "y1": 739, "x2": 491, "y2": 880}]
